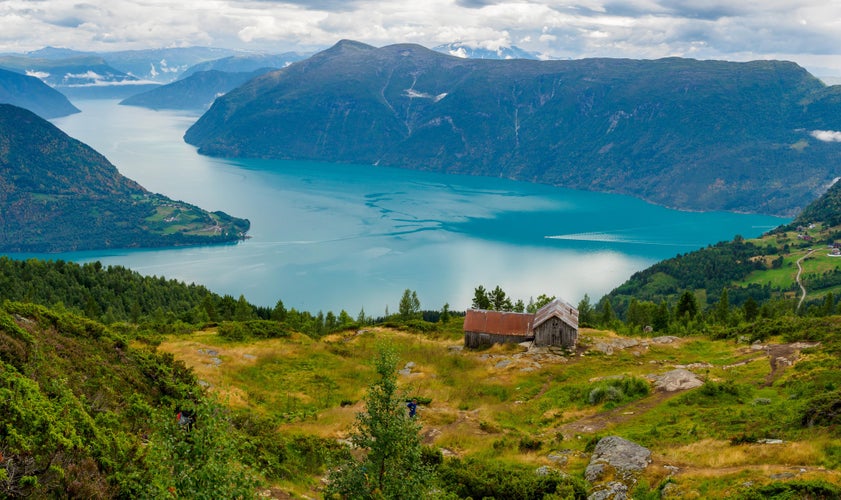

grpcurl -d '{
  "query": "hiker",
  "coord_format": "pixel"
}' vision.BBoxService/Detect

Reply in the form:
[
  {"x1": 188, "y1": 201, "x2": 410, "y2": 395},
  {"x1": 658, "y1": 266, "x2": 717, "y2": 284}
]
[
  {"x1": 407, "y1": 398, "x2": 418, "y2": 418},
  {"x1": 176, "y1": 409, "x2": 195, "y2": 431}
]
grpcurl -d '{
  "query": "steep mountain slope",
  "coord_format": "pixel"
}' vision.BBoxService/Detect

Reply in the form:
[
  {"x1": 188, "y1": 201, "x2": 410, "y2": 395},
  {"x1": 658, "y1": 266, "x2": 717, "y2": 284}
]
[
  {"x1": 0, "y1": 104, "x2": 249, "y2": 252},
  {"x1": 185, "y1": 40, "x2": 841, "y2": 216},
  {"x1": 0, "y1": 67, "x2": 79, "y2": 118},
  {"x1": 120, "y1": 68, "x2": 275, "y2": 111}
]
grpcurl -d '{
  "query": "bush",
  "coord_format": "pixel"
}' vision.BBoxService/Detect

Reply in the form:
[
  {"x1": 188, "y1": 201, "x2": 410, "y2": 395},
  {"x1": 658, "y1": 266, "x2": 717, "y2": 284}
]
[
  {"x1": 518, "y1": 437, "x2": 543, "y2": 452},
  {"x1": 735, "y1": 479, "x2": 841, "y2": 499},
  {"x1": 437, "y1": 458, "x2": 587, "y2": 500},
  {"x1": 800, "y1": 389, "x2": 841, "y2": 427},
  {"x1": 587, "y1": 376, "x2": 650, "y2": 406}
]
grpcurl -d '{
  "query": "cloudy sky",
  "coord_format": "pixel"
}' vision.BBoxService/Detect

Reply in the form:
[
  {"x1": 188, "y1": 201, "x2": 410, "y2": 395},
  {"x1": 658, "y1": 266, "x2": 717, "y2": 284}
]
[{"x1": 2, "y1": 0, "x2": 841, "y2": 75}]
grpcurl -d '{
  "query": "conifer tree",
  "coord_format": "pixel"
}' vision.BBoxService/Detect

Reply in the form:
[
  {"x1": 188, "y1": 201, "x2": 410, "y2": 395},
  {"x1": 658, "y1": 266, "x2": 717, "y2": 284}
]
[{"x1": 326, "y1": 347, "x2": 432, "y2": 499}]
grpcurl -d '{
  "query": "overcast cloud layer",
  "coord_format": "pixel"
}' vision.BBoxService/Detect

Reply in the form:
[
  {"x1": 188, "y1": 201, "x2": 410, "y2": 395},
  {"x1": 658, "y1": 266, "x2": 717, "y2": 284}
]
[{"x1": 1, "y1": 0, "x2": 840, "y2": 75}]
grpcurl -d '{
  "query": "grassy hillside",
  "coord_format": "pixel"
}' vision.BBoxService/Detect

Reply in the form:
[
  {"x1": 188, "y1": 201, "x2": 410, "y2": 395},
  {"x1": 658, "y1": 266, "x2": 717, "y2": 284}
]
[
  {"x1": 159, "y1": 319, "x2": 841, "y2": 498},
  {"x1": 1, "y1": 253, "x2": 840, "y2": 497}
]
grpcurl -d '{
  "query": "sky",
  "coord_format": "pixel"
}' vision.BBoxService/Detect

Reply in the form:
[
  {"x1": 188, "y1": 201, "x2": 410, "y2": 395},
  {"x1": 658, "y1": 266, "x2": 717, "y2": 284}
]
[{"x1": 2, "y1": 0, "x2": 841, "y2": 76}]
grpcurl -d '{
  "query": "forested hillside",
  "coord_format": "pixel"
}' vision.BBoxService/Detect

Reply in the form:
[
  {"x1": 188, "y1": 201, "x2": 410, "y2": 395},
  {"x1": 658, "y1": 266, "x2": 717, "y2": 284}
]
[
  {"x1": 186, "y1": 40, "x2": 841, "y2": 216},
  {"x1": 601, "y1": 176, "x2": 841, "y2": 329},
  {"x1": 0, "y1": 104, "x2": 249, "y2": 252}
]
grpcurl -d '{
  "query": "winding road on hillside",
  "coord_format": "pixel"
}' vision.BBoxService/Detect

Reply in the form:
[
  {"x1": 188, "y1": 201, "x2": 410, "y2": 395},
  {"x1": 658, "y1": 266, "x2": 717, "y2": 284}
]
[{"x1": 796, "y1": 249, "x2": 815, "y2": 312}]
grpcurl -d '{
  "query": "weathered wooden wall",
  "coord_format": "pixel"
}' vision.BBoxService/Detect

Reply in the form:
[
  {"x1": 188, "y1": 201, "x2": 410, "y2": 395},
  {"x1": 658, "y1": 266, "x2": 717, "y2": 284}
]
[
  {"x1": 464, "y1": 331, "x2": 534, "y2": 349},
  {"x1": 533, "y1": 317, "x2": 577, "y2": 348}
]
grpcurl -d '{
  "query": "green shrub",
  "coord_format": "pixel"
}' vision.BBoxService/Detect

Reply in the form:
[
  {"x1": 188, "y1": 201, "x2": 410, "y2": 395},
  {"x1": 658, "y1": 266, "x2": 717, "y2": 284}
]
[
  {"x1": 735, "y1": 479, "x2": 841, "y2": 499},
  {"x1": 437, "y1": 458, "x2": 587, "y2": 500},
  {"x1": 587, "y1": 376, "x2": 650, "y2": 406},
  {"x1": 800, "y1": 389, "x2": 841, "y2": 427},
  {"x1": 518, "y1": 437, "x2": 543, "y2": 452}
]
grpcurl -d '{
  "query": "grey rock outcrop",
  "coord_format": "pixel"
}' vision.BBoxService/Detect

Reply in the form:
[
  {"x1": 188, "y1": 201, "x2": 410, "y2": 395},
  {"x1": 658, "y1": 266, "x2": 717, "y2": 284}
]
[
  {"x1": 649, "y1": 368, "x2": 704, "y2": 392},
  {"x1": 585, "y1": 436, "x2": 652, "y2": 500}
]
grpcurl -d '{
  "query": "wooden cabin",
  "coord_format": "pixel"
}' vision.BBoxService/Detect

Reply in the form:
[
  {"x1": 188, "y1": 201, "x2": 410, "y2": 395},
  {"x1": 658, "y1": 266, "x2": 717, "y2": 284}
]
[
  {"x1": 532, "y1": 298, "x2": 579, "y2": 348},
  {"x1": 463, "y1": 298, "x2": 578, "y2": 349}
]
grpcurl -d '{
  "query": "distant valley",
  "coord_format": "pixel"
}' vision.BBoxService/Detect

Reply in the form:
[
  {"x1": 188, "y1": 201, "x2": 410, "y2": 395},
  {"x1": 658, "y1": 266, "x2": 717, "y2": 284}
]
[{"x1": 186, "y1": 40, "x2": 841, "y2": 216}]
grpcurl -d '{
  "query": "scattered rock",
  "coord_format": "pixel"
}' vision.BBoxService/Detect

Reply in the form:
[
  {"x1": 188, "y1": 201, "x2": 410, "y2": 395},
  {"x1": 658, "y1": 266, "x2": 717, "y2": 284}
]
[
  {"x1": 753, "y1": 398, "x2": 772, "y2": 405},
  {"x1": 242, "y1": 354, "x2": 256, "y2": 360},
  {"x1": 664, "y1": 465, "x2": 680, "y2": 475},
  {"x1": 674, "y1": 362, "x2": 713, "y2": 370},
  {"x1": 591, "y1": 338, "x2": 640, "y2": 355},
  {"x1": 535, "y1": 465, "x2": 556, "y2": 477},
  {"x1": 398, "y1": 361, "x2": 415, "y2": 375},
  {"x1": 758, "y1": 438, "x2": 784, "y2": 444},
  {"x1": 649, "y1": 368, "x2": 703, "y2": 392},
  {"x1": 494, "y1": 359, "x2": 512, "y2": 369},
  {"x1": 582, "y1": 437, "x2": 652, "y2": 500},
  {"x1": 209, "y1": 357, "x2": 222, "y2": 366},
  {"x1": 588, "y1": 481, "x2": 628, "y2": 500},
  {"x1": 585, "y1": 436, "x2": 651, "y2": 484},
  {"x1": 585, "y1": 463, "x2": 607, "y2": 483},
  {"x1": 650, "y1": 336, "x2": 679, "y2": 344},
  {"x1": 448, "y1": 345, "x2": 463, "y2": 353},
  {"x1": 789, "y1": 342, "x2": 820, "y2": 349},
  {"x1": 770, "y1": 472, "x2": 795, "y2": 480},
  {"x1": 198, "y1": 380, "x2": 211, "y2": 388},
  {"x1": 547, "y1": 452, "x2": 568, "y2": 465}
]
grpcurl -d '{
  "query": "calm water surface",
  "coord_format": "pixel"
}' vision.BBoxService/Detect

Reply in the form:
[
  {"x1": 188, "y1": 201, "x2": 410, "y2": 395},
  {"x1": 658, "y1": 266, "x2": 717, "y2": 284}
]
[{"x1": 23, "y1": 100, "x2": 788, "y2": 313}]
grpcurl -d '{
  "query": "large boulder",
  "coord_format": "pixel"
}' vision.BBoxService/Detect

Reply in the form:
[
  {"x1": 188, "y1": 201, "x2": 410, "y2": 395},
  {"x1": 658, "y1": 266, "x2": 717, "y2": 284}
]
[
  {"x1": 649, "y1": 368, "x2": 704, "y2": 392},
  {"x1": 585, "y1": 436, "x2": 652, "y2": 500}
]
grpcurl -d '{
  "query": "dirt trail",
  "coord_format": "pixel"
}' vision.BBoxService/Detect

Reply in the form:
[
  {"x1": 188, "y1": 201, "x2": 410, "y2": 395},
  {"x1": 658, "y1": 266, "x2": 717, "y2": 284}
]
[
  {"x1": 796, "y1": 249, "x2": 815, "y2": 311},
  {"x1": 557, "y1": 390, "x2": 682, "y2": 436}
]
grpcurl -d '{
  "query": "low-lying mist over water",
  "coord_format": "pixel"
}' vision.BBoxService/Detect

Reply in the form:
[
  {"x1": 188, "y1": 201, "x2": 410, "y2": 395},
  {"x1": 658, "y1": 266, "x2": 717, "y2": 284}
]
[{"x1": 32, "y1": 100, "x2": 788, "y2": 313}]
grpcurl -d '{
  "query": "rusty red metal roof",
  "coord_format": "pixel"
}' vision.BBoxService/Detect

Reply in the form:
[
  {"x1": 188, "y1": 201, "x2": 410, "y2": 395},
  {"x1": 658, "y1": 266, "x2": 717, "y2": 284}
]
[{"x1": 463, "y1": 309, "x2": 534, "y2": 336}]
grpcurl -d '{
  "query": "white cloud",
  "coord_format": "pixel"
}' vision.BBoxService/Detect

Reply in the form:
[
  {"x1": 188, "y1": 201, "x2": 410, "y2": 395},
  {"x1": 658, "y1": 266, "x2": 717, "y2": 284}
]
[
  {"x1": 25, "y1": 70, "x2": 50, "y2": 79},
  {"x1": 0, "y1": 1, "x2": 839, "y2": 75},
  {"x1": 811, "y1": 130, "x2": 841, "y2": 143}
]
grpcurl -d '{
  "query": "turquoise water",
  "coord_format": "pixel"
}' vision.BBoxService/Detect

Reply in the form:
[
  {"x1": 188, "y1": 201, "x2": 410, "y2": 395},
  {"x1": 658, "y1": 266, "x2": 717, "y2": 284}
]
[{"x1": 16, "y1": 100, "x2": 787, "y2": 313}]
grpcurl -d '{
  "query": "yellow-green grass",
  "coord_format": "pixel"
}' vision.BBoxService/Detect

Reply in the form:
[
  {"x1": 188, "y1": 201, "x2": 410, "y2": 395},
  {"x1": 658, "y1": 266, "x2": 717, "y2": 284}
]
[{"x1": 158, "y1": 325, "x2": 841, "y2": 496}]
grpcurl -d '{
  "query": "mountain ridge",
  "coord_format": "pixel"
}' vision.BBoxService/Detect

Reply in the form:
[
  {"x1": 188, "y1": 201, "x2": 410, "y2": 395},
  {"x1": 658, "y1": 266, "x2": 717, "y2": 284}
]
[{"x1": 185, "y1": 41, "x2": 841, "y2": 216}]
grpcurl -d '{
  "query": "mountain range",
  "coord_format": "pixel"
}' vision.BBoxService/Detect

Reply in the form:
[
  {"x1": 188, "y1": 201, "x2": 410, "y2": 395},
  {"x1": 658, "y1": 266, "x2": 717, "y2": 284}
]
[
  {"x1": 0, "y1": 104, "x2": 249, "y2": 252},
  {"x1": 184, "y1": 40, "x2": 841, "y2": 216}
]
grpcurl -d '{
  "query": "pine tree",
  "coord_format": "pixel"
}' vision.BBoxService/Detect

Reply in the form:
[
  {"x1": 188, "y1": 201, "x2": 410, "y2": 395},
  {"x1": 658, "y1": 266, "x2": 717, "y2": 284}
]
[{"x1": 325, "y1": 347, "x2": 432, "y2": 499}]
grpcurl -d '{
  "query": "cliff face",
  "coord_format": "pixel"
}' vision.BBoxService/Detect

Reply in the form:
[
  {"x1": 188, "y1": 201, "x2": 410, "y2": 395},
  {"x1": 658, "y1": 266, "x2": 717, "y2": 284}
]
[{"x1": 185, "y1": 40, "x2": 841, "y2": 216}]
